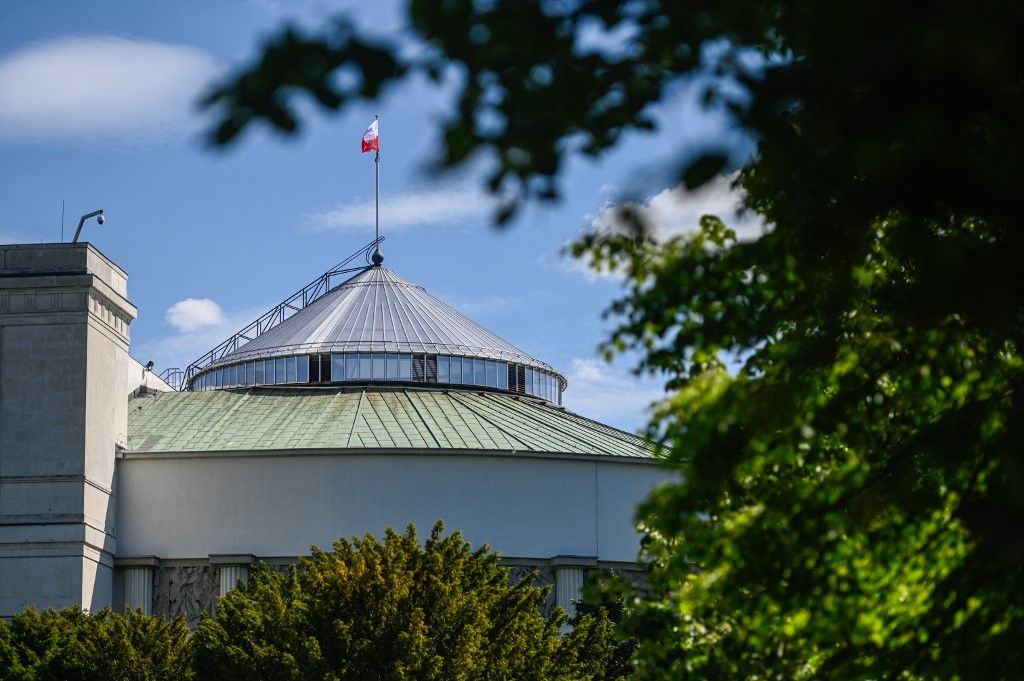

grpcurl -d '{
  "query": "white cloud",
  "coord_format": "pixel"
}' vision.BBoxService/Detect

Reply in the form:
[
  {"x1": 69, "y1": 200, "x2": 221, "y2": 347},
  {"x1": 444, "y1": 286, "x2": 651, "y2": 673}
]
[
  {"x1": 305, "y1": 186, "x2": 496, "y2": 233},
  {"x1": 165, "y1": 298, "x2": 226, "y2": 332},
  {"x1": 568, "y1": 174, "x2": 768, "y2": 281},
  {"x1": 0, "y1": 36, "x2": 220, "y2": 142},
  {"x1": 560, "y1": 357, "x2": 665, "y2": 432},
  {"x1": 135, "y1": 304, "x2": 266, "y2": 375},
  {"x1": 590, "y1": 173, "x2": 766, "y2": 242}
]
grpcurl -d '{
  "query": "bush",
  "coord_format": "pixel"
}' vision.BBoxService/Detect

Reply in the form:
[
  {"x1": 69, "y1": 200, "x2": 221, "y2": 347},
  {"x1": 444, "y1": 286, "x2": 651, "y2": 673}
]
[
  {"x1": 191, "y1": 522, "x2": 619, "y2": 680},
  {"x1": 0, "y1": 607, "x2": 191, "y2": 681}
]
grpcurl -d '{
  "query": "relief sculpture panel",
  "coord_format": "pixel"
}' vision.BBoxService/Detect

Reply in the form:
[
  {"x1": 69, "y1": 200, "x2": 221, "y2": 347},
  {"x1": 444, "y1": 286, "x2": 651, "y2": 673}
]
[
  {"x1": 153, "y1": 564, "x2": 218, "y2": 627},
  {"x1": 505, "y1": 563, "x2": 557, "y2": 617}
]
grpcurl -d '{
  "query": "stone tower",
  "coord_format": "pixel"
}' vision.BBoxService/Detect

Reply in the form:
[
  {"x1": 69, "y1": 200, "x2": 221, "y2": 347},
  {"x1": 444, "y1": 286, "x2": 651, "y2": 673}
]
[{"x1": 0, "y1": 243, "x2": 136, "y2": 616}]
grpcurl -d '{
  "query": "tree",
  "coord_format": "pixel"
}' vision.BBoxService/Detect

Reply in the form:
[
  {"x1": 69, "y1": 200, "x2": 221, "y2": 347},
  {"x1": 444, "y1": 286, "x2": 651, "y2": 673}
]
[
  {"x1": 190, "y1": 522, "x2": 618, "y2": 680},
  {"x1": 0, "y1": 607, "x2": 191, "y2": 681},
  {"x1": 203, "y1": 3, "x2": 1024, "y2": 677}
]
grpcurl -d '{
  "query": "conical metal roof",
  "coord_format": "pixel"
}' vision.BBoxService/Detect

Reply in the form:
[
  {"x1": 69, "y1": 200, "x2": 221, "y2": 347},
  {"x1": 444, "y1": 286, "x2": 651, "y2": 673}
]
[{"x1": 214, "y1": 266, "x2": 557, "y2": 375}]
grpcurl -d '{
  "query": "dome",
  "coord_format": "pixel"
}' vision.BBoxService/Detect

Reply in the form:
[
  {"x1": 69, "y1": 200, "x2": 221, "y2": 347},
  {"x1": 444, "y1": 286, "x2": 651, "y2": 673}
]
[{"x1": 187, "y1": 265, "x2": 566, "y2": 403}]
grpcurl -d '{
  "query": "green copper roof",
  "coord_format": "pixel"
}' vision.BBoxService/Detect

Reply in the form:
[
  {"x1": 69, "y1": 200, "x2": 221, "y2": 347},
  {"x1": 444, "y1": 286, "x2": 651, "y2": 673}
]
[{"x1": 126, "y1": 388, "x2": 654, "y2": 460}]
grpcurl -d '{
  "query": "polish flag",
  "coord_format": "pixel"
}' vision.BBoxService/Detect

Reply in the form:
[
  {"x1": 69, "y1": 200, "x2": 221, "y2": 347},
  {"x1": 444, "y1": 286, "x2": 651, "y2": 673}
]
[{"x1": 361, "y1": 118, "x2": 379, "y2": 153}]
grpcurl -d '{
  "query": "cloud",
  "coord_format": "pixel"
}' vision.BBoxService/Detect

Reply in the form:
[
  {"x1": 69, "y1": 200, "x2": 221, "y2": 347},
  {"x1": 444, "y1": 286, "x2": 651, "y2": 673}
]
[
  {"x1": 590, "y1": 173, "x2": 765, "y2": 241},
  {"x1": 560, "y1": 357, "x2": 664, "y2": 432},
  {"x1": 165, "y1": 298, "x2": 227, "y2": 332},
  {"x1": 135, "y1": 303, "x2": 266, "y2": 375},
  {"x1": 0, "y1": 36, "x2": 220, "y2": 142},
  {"x1": 305, "y1": 186, "x2": 497, "y2": 233},
  {"x1": 568, "y1": 174, "x2": 768, "y2": 281}
]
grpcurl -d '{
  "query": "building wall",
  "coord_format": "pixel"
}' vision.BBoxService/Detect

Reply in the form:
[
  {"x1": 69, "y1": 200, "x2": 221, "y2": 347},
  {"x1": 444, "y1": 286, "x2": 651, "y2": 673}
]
[
  {"x1": 116, "y1": 451, "x2": 670, "y2": 619},
  {"x1": 116, "y1": 452, "x2": 673, "y2": 563}
]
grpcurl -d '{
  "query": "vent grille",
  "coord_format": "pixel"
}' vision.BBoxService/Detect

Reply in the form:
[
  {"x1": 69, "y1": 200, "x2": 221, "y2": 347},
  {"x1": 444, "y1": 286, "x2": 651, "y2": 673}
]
[{"x1": 412, "y1": 354, "x2": 439, "y2": 382}]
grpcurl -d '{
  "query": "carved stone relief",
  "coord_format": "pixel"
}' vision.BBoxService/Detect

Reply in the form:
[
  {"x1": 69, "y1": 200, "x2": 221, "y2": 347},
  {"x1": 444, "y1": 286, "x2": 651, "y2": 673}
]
[
  {"x1": 505, "y1": 563, "x2": 557, "y2": 616},
  {"x1": 153, "y1": 564, "x2": 218, "y2": 627},
  {"x1": 147, "y1": 560, "x2": 638, "y2": 626}
]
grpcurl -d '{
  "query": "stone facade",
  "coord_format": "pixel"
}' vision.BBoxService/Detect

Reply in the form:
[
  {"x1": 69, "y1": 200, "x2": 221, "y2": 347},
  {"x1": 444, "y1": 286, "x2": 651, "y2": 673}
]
[
  {"x1": 129, "y1": 557, "x2": 646, "y2": 625},
  {"x1": 0, "y1": 244, "x2": 137, "y2": 617}
]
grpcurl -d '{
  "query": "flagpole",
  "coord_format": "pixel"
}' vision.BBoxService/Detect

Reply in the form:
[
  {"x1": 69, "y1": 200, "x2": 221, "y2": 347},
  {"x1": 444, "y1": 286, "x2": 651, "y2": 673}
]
[{"x1": 373, "y1": 114, "x2": 382, "y2": 265}]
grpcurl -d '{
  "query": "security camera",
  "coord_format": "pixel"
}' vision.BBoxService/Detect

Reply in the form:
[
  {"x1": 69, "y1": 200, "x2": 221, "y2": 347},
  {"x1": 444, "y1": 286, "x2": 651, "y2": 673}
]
[{"x1": 96, "y1": 214, "x2": 106, "y2": 225}]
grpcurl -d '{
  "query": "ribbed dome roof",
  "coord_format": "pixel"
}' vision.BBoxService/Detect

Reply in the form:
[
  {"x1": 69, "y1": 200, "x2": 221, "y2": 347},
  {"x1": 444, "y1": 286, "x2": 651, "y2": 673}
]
[{"x1": 212, "y1": 266, "x2": 558, "y2": 376}]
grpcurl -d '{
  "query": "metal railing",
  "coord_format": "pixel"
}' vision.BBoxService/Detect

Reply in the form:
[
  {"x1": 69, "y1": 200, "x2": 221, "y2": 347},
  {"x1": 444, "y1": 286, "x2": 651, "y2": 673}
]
[
  {"x1": 159, "y1": 367, "x2": 185, "y2": 391},
  {"x1": 180, "y1": 237, "x2": 385, "y2": 390}
]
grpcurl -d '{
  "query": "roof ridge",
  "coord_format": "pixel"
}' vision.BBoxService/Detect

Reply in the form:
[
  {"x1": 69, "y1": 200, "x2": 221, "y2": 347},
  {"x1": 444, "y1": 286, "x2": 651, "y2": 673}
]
[
  {"x1": 465, "y1": 392, "x2": 649, "y2": 457},
  {"x1": 401, "y1": 390, "x2": 442, "y2": 447},
  {"x1": 447, "y1": 391, "x2": 530, "y2": 451},
  {"x1": 345, "y1": 389, "x2": 365, "y2": 447}
]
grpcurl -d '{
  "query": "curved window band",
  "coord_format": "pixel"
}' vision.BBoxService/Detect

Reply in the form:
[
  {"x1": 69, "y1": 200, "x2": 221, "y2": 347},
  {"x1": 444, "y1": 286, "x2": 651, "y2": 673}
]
[{"x1": 190, "y1": 352, "x2": 563, "y2": 404}]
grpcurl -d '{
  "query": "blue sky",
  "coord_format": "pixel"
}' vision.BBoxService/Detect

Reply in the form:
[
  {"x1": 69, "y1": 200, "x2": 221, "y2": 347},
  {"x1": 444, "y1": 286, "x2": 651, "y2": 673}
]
[{"x1": 0, "y1": 0, "x2": 759, "y2": 432}]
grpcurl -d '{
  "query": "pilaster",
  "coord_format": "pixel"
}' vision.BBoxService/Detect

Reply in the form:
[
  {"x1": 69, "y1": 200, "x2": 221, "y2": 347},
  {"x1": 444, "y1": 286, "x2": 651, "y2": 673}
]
[
  {"x1": 550, "y1": 555, "x2": 597, "y2": 621},
  {"x1": 210, "y1": 554, "x2": 257, "y2": 597},
  {"x1": 116, "y1": 555, "x2": 159, "y2": 615}
]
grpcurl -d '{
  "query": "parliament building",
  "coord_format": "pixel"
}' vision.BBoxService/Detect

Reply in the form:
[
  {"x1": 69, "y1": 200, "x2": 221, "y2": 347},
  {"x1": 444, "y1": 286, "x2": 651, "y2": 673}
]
[{"x1": 0, "y1": 241, "x2": 669, "y2": 623}]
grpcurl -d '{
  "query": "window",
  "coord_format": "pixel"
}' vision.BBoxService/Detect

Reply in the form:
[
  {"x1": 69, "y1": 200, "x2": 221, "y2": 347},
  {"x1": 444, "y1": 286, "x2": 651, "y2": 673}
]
[
  {"x1": 399, "y1": 353, "x2": 411, "y2": 380},
  {"x1": 486, "y1": 360, "x2": 497, "y2": 387},
  {"x1": 297, "y1": 357, "x2": 309, "y2": 382},
  {"x1": 320, "y1": 354, "x2": 332, "y2": 382},
  {"x1": 426, "y1": 355, "x2": 437, "y2": 382},
  {"x1": 309, "y1": 356, "x2": 320, "y2": 382},
  {"x1": 498, "y1": 362, "x2": 508, "y2": 389},
  {"x1": 247, "y1": 362, "x2": 256, "y2": 385},
  {"x1": 526, "y1": 368, "x2": 534, "y2": 394},
  {"x1": 286, "y1": 356, "x2": 297, "y2": 383},
  {"x1": 332, "y1": 354, "x2": 345, "y2": 381},
  {"x1": 450, "y1": 356, "x2": 462, "y2": 384},
  {"x1": 413, "y1": 354, "x2": 425, "y2": 382},
  {"x1": 386, "y1": 353, "x2": 399, "y2": 380},
  {"x1": 359, "y1": 353, "x2": 372, "y2": 380},
  {"x1": 437, "y1": 355, "x2": 450, "y2": 383},
  {"x1": 256, "y1": 360, "x2": 266, "y2": 384},
  {"x1": 372, "y1": 353, "x2": 386, "y2": 380},
  {"x1": 346, "y1": 354, "x2": 359, "y2": 381},
  {"x1": 473, "y1": 358, "x2": 485, "y2": 385},
  {"x1": 275, "y1": 358, "x2": 286, "y2": 384}
]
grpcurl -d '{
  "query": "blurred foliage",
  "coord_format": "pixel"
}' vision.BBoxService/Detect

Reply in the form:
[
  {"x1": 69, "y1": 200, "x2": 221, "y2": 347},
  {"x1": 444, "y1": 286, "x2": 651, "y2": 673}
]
[
  {"x1": 207, "y1": 1, "x2": 1024, "y2": 677},
  {"x1": 191, "y1": 522, "x2": 618, "y2": 680},
  {"x1": 0, "y1": 607, "x2": 191, "y2": 681}
]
